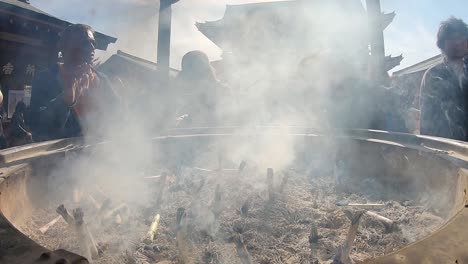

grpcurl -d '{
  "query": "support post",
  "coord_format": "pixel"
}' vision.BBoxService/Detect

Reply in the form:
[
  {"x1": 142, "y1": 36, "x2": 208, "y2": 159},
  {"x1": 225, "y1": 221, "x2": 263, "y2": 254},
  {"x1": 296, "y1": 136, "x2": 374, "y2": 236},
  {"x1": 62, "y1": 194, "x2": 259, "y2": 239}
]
[
  {"x1": 157, "y1": 0, "x2": 179, "y2": 83},
  {"x1": 366, "y1": 0, "x2": 386, "y2": 84}
]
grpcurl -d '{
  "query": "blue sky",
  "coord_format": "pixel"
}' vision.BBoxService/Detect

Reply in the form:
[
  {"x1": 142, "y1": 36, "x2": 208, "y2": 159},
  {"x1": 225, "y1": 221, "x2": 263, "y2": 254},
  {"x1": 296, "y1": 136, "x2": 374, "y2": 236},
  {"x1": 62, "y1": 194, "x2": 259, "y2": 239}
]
[{"x1": 33, "y1": 0, "x2": 468, "y2": 72}]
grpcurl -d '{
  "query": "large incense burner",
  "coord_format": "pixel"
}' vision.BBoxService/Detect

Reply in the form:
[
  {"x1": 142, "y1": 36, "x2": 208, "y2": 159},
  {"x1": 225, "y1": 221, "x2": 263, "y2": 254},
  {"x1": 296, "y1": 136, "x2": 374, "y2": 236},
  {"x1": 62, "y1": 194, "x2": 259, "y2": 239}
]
[{"x1": 1, "y1": 129, "x2": 468, "y2": 264}]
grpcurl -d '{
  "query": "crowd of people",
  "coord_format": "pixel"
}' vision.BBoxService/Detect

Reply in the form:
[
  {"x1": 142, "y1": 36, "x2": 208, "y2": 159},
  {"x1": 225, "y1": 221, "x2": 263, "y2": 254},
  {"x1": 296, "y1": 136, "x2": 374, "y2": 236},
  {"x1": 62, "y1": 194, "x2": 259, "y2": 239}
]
[{"x1": 0, "y1": 16, "x2": 466, "y2": 149}]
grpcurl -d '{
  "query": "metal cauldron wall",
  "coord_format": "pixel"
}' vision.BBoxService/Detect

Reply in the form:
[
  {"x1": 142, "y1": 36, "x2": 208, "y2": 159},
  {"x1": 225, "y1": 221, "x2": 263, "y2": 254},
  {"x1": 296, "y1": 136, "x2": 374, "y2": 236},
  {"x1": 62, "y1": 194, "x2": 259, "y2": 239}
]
[{"x1": 0, "y1": 129, "x2": 467, "y2": 264}]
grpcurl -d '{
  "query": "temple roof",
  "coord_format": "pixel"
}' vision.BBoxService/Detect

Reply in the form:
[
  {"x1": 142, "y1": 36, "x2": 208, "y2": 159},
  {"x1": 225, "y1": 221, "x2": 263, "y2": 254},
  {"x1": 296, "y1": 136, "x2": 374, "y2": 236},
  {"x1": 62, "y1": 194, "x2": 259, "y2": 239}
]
[
  {"x1": 0, "y1": 0, "x2": 57, "y2": 19},
  {"x1": 196, "y1": 1, "x2": 297, "y2": 50},
  {"x1": 196, "y1": 0, "x2": 367, "y2": 52},
  {"x1": 99, "y1": 50, "x2": 179, "y2": 79},
  {"x1": 385, "y1": 54, "x2": 404, "y2": 72},
  {"x1": 393, "y1": 54, "x2": 443, "y2": 76},
  {"x1": 381, "y1": 12, "x2": 396, "y2": 30},
  {"x1": 0, "y1": 0, "x2": 117, "y2": 50}
]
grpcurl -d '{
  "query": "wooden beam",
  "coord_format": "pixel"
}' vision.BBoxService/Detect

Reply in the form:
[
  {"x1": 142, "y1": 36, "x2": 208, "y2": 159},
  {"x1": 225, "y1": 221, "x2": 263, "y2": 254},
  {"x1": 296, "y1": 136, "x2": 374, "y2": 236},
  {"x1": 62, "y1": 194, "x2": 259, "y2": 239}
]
[
  {"x1": 0, "y1": 9, "x2": 115, "y2": 51},
  {"x1": 0, "y1": 32, "x2": 42, "y2": 46}
]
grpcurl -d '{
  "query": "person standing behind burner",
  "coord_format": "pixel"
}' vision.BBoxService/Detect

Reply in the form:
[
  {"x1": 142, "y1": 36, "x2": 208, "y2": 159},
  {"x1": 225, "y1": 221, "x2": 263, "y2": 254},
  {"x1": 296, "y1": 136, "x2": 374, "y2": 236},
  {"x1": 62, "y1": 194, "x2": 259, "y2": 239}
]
[
  {"x1": 29, "y1": 24, "x2": 119, "y2": 141},
  {"x1": 420, "y1": 17, "x2": 468, "y2": 141},
  {"x1": 173, "y1": 51, "x2": 222, "y2": 127},
  {"x1": 10, "y1": 101, "x2": 32, "y2": 147}
]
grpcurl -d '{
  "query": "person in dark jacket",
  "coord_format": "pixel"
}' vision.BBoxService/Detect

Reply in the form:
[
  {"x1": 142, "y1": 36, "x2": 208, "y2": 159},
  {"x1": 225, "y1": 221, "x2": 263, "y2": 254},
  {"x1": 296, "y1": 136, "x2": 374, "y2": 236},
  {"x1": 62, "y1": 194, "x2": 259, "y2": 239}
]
[
  {"x1": 29, "y1": 24, "x2": 118, "y2": 141},
  {"x1": 10, "y1": 101, "x2": 32, "y2": 147},
  {"x1": 173, "y1": 50, "x2": 222, "y2": 127},
  {"x1": 420, "y1": 17, "x2": 468, "y2": 141}
]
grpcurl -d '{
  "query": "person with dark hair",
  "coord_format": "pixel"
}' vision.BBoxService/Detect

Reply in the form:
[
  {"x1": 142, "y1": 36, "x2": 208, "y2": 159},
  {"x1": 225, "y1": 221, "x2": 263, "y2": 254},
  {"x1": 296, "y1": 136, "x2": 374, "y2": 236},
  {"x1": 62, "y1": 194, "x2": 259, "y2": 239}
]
[
  {"x1": 173, "y1": 50, "x2": 222, "y2": 127},
  {"x1": 420, "y1": 17, "x2": 468, "y2": 140},
  {"x1": 10, "y1": 101, "x2": 32, "y2": 147},
  {"x1": 29, "y1": 24, "x2": 119, "y2": 141}
]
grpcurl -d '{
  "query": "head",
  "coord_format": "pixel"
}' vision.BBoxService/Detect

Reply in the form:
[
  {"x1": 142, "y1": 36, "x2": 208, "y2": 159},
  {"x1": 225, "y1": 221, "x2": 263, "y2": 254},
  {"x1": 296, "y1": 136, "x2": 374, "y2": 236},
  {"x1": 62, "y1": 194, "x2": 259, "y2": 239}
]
[
  {"x1": 298, "y1": 53, "x2": 353, "y2": 95},
  {"x1": 58, "y1": 24, "x2": 96, "y2": 67},
  {"x1": 15, "y1": 101, "x2": 27, "y2": 115},
  {"x1": 179, "y1": 50, "x2": 217, "y2": 82},
  {"x1": 437, "y1": 17, "x2": 468, "y2": 61}
]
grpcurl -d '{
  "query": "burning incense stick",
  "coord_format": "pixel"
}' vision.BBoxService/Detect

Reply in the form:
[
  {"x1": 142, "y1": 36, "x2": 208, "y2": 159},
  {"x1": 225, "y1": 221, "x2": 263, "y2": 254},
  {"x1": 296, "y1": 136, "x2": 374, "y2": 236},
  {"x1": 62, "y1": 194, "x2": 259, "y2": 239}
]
[
  {"x1": 334, "y1": 211, "x2": 364, "y2": 264},
  {"x1": 147, "y1": 214, "x2": 161, "y2": 241},
  {"x1": 39, "y1": 216, "x2": 62, "y2": 234}
]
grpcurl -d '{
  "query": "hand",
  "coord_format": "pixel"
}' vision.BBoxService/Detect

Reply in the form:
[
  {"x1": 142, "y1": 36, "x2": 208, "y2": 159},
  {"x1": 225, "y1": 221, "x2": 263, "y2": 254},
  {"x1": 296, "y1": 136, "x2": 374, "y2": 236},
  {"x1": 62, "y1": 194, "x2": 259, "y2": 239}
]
[
  {"x1": 74, "y1": 71, "x2": 91, "y2": 95},
  {"x1": 63, "y1": 64, "x2": 95, "y2": 106},
  {"x1": 75, "y1": 64, "x2": 95, "y2": 91},
  {"x1": 175, "y1": 114, "x2": 189, "y2": 127},
  {"x1": 92, "y1": 58, "x2": 102, "y2": 67}
]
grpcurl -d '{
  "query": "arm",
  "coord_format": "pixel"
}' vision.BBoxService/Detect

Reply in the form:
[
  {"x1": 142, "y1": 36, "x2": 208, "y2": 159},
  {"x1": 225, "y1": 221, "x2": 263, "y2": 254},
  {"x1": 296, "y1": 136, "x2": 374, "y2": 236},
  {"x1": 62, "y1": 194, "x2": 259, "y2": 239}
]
[
  {"x1": 17, "y1": 123, "x2": 30, "y2": 138},
  {"x1": 29, "y1": 72, "x2": 50, "y2": 134},
  {"x1": 30, "y1": 69, "x2": 73, "y2": 140},
  {"x1": 463, "y1": 56, "x2": 468, "y2": 89},
  {"x1": 11, "y1": 114, "x2": 30, "y2": 138},
  {"x1": 419, "y1": 68, "x2": 449, "y2": 137},
  {"x1": 17, "y1": 116, "x2": 31, "y2": 136},
  {"x1": 61, "y1": 67, "x2": 75, "y2": 106}
]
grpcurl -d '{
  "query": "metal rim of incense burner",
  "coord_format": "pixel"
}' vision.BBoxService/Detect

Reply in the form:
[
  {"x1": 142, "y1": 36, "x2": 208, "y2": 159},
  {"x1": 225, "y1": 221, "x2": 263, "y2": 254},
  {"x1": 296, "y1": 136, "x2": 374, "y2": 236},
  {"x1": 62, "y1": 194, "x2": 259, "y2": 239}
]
[{"x1": 0, "y1": 128, "x2": 468, "y2": 264}]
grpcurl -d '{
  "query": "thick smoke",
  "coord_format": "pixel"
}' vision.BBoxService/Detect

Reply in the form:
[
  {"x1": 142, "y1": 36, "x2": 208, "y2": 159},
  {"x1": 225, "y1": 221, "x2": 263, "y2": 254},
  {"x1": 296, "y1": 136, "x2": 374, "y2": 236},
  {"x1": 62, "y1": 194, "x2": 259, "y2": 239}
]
[
  {"x1": 44, "y1": 0, "x2": 373, "y2": 222},
  {"x1": 26, "y1": 0, "x2": 456, "y2": 261},
  {"x1": 200, "y1": 0, "x2": 373, "y2": 173}
]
